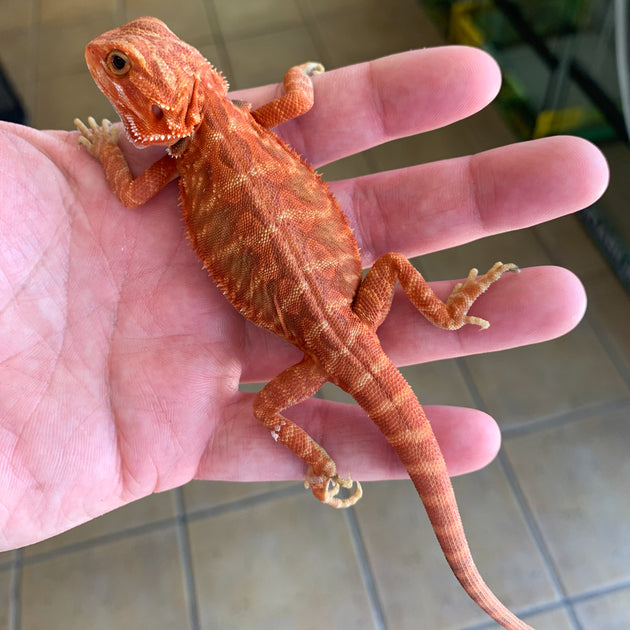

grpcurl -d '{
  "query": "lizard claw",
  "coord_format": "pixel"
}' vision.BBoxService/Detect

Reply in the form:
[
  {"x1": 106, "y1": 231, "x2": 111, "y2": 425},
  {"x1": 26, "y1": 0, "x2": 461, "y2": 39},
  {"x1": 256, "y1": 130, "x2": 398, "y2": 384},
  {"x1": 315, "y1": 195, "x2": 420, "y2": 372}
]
[
  {"x1": 305, "y1": 467, "x2": 363, "y2": 508},
  {"x1": 74, "y1": 116, "x2": 120, "y2": 157},
  {"x1": 442, "y1": 262, "x2": 520, "y2": 330},
  {"x1": 300, "y1": 62, "x2": 325, "y2": 77}
]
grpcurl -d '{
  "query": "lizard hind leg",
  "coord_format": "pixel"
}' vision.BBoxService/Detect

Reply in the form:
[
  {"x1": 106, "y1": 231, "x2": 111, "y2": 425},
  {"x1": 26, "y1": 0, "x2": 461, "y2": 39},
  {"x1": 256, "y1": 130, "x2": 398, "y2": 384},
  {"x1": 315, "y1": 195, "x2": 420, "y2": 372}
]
[
  {"x1": 253, "y1": 356, "x2": 362, "y2": 509},
  {"x1": 353, "y1": 252, "x2": 518, "y2": 331}
]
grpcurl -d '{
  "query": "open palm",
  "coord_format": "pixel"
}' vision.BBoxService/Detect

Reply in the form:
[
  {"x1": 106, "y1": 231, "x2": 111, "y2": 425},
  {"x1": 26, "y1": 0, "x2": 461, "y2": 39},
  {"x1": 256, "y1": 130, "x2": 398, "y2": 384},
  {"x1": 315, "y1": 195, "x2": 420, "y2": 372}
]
[{"x1": 0, "y1": 46, "x2": 607, "y2": 550}]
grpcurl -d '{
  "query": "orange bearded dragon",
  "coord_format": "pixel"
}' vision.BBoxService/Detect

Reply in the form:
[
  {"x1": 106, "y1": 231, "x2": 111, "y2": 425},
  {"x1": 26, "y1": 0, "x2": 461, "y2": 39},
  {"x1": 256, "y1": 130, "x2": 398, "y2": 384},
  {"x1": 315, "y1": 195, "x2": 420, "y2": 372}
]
[{"x1": 75, "y1": 17, "x2": 531, "y2": 629}]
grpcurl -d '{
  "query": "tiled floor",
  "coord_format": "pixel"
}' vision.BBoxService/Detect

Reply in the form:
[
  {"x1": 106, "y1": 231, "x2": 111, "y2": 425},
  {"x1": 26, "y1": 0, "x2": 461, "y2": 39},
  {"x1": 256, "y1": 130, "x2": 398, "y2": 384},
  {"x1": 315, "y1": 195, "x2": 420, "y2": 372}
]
[{"x1": 1, "y1": 0, "x2": 630, "y2": 629}]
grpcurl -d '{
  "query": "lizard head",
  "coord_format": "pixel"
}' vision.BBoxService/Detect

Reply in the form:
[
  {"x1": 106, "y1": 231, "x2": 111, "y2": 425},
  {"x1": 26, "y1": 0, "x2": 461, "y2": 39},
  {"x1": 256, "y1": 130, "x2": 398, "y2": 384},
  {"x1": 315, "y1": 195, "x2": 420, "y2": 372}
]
[{"x1": 84, "y1": 16, "x2": 228, "y2": 147}]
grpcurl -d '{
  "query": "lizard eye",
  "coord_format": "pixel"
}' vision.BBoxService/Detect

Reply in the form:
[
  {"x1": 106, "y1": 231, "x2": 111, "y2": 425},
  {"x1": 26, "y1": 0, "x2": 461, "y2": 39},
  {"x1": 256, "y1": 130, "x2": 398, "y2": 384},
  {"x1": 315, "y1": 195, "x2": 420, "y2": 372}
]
[{"x1": 106, "y1": 50, "x2": 131, "y2": 76}]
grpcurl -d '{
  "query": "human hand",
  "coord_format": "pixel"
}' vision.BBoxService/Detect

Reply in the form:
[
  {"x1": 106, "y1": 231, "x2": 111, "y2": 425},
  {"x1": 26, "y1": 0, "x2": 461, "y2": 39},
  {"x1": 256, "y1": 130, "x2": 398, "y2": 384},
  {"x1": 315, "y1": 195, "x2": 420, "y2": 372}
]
[{"x1": 0, "y1": 46, "x2": 607, "y2": 550}]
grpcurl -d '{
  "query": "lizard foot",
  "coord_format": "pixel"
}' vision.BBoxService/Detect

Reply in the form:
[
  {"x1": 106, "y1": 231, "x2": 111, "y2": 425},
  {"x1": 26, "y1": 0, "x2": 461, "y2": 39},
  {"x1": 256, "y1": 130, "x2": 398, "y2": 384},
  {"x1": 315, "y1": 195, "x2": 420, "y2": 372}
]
[
  {"x1": 304, "y1": 466, "x2": 363, "y2": 509},
  {"x1": 74, "y1": 116, "x2": 120, "y2": 157},
  {"x1": 448, "y1": 261, "x2": 519, "y2": 329},
  {"x1": 299, "y1": 61, "x2": 325, "y2": 77}
]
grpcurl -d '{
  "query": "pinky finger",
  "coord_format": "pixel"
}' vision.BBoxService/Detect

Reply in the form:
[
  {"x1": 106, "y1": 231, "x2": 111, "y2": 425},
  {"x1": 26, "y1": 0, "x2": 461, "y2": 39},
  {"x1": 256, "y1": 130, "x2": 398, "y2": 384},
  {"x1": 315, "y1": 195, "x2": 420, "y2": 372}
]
[{"x1": 195, "y1": 394, "x2": 501, "y2": 483}]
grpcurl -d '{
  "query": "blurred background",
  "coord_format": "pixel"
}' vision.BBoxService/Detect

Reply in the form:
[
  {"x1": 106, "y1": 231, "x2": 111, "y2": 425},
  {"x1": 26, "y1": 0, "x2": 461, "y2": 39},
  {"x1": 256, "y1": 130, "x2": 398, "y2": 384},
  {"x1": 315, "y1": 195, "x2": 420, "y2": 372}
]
[{"x1": 1, "y1": 0, "x2": 629, "y2": 628}]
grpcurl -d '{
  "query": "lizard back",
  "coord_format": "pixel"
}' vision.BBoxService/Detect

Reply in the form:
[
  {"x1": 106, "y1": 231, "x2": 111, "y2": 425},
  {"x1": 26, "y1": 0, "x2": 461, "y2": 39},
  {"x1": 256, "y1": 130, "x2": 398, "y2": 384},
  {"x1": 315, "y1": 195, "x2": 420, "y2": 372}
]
[{"x1": 176, "y1": 99, "x2": 363, "y2": 348}]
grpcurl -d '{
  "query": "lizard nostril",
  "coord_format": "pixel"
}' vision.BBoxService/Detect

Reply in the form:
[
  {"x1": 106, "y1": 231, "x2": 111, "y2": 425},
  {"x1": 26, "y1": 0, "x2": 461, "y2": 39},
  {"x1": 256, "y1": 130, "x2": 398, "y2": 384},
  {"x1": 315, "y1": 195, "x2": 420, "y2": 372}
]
[{"x1": 151, "y1": 104, "x2": 163, "y2": 120}]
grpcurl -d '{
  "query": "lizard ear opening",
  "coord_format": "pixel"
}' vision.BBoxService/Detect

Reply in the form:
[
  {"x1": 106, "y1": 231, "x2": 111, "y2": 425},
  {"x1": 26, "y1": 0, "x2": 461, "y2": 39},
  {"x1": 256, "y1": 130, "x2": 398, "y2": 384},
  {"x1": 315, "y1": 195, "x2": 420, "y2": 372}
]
[
  {"x1": 183, "y1": 77, "x2": 202, "y2": 132},
  {"x1": 151, "y1": 104, "x2": 164, "y2": 120}
]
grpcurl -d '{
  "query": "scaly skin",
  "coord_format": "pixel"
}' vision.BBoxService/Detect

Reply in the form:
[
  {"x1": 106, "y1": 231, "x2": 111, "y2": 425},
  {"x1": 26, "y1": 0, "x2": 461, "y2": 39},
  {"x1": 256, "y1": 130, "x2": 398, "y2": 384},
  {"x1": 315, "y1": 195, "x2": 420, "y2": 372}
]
[{"x1": 75, "y1": 17, "x2": 531, "y2": 629}]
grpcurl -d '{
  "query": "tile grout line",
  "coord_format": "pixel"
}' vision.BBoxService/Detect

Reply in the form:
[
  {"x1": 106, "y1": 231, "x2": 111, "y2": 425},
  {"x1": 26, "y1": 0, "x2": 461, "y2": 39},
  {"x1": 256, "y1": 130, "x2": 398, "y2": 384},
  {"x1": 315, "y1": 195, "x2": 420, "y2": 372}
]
[
  {"x1": 456, "y1": 358, "x2": 582, "y2": 627},
  {"x1": 459, "y1": 576, "x2": 630, "y2": 630},
  {"x1": 497, "y1": 450, "x2": 583, "y2": 630},
  {"x1": 9, "y1": 550, "x2": 21, "y2": 630},
  {"x1": 566, "y1": 576, "x2": 630, "y2": 607},
  {"x1": 17, "y1": 485, "x2": 304, "y2": 568},
  {"x1": 461, "y1": 571, "x2": 630, "y2": 629},
  {"x1": 458, "y1": 599, "x2": 571, "y2": 630},
  {"x1": 583, "y1": 295, "x2": 630, "y2": 391},
  {"x1": 201, "y1": 0, "x2": 235, "y2": 82},
  {"x1": 295, "y1": 0, "x2": 333, "y2": 70},
  {"x1": 531, "y1": 212, "x2": 630, "y2": 389},
  {"x1": 19, "y1": 517, "x2": 178, "y2": 567},
  {"x1": 344, "y1": 508, "x2": 388, "y2": 630},
  {"x1": 501, "y1": 395, "x2": 630, "y2": 439},
  {"x1": 174, "y1": 488, "x2": 201, "y2": 630},
  {"x1": 185, "y1": 483, "x2": 305, "y2": 523}
]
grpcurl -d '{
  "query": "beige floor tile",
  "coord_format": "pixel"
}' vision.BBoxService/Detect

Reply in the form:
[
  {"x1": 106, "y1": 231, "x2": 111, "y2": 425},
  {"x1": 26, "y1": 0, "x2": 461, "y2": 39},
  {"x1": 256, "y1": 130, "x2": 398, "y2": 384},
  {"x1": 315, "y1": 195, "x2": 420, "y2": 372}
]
[
  {"x1": 40, "y1": 0, "x2": 115, "y2": 24},
  {"x1": 36, "y1": 70, "x2": 116, "y2": 130},
  {"x1": 355, "y1": 467, "x2": 556, "y2": 629},
  {"x1": 38, "y1": 15, "x2": 118, "y2": 78},
  {"x1": 225, "y1": 26, "x2": 320, "y2": 90},
  {"x1": 315, "y1": 0, "x2": 443, "y2": 68},
  {"x1": 238, "y1": 381, "x2": 265, "y2": 393},
  {"x1": 21, "y1": 526, "x2": 187, "y2": 630},
  {"x1": 599, "y1": 141, "x2": 630, "y2": 239},
  {"x1": 0, "y1": 550, "x2": 12, "y2": 569},
  {"x1": 534, "y1": 215, "x2": 609, "y2": 277},
  {"x1": 124, "y1": 0, "x2": 213, "y2": 45},
  {"x1": 584, "y1": 270, "x2": 630, "y2": 378},
  {"x1": 318, "y1": 151, "x2": 373, "y2": 182},
  {"x1": 183, "y1": 479, "x2": 299, "y2": 512},
  {"x1": 505, "y1": 407, "x2": 630, "y2": 595},
  {"x1": 0, "y1": 0, "x2": 34, "y2": 30},
  {"x1": 399, "y1": 360, "x2": 476, "y2": 406},
  {"x1": 369, "y1": 122, "x2": 480, "y2": 174},
  {"x1": 213, "y1": 0, "x2": 303, "y2": 39},
  {"x1": 366, "y1": 105, "x2": 515, "y2": 187},
  {"x1": 574, "y1": 587, "x2": 630, "y2": 628},
  {"x1": 0, "y1": 28, "x2": 36, "y2": 103},
  {"x1": 188, "y1": 493, "x2": 375, "y2": 630},
  {"x1": 22, "y1": 491, "x2": 176, "y2": 557},
  {"x1": 300, "y1": 0, "x2": 384, "y2": 16},
  {"x1": 318, "y1": 380, "x2": 354, "y2": 405},
  {"x1": 13, "y1": 80, "x2": 36, "y2": 125},
  {"x1": 462, "y1": 102, "x2": 517, "y2": 151},
  {"x1": 520, "y1": 606, "x2": 574, "y2": 630},
  {"x1": 465, "y1": 319, "x2": 628, "y2": 427},
  {"x1": 0, "y1": 568, "x2": 11, "y2": 629},
  {"x1": 418, "y1": 229, "x2": 552, "y2": 281},
  {"x1": 197, "y1": 42, "x2": 229, "y2": 80}
]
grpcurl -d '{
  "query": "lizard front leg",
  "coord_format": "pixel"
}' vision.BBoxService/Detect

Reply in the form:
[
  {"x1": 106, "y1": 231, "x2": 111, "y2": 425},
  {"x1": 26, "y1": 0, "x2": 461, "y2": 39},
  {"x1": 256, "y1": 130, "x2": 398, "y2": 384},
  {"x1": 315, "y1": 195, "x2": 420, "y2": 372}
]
[
  {"x1": 251, "y1": 62, "x2": 324, "y2": 129},
  {"x1": 253, "y1": 356, "x2": 362, "y2": 508},
  {"x1": 75, "y1": 117, "x2": 178, "y2": 208},
  {"x1": 354, "y1": 253, "x2": 518, "y2": 331}
]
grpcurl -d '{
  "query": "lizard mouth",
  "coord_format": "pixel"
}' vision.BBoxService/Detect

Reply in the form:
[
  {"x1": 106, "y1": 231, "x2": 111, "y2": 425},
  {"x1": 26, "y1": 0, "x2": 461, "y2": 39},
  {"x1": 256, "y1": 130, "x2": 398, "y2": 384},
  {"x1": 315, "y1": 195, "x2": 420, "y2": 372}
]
[
  {"x1": 167, "y1": 136, "x2": 190, "y2": 157},
  {"x1": 119, "y1": 112, "x2": 184, "y2": 147}
]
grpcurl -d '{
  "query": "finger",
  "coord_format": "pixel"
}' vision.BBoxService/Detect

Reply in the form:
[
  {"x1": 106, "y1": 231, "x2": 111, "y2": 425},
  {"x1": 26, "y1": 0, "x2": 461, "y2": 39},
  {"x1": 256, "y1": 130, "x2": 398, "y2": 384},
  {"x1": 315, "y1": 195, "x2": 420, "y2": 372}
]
[
  {"x1": 377, "y1": 265, "x2": 586, "y2": 366},
  {"x1": 240, "y1": 266, "x2": 585, "y2": 382},
  {"x1": 99, "y1": 47, "x2": 499, "y2": 174},
  {"x1": 331, "y1": 135, "x2": 609, "y2": 263},
  {"x1": 196, "y1": 395, "x2": 501, "y2": 482},
  {"x1": 231, "y1": 47, "x2": 502, "y2": 165}
]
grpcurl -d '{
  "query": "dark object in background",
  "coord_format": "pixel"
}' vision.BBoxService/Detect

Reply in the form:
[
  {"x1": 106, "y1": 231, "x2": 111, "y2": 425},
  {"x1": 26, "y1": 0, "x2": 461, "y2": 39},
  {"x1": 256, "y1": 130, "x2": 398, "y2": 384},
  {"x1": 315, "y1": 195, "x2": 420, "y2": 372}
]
[{"x1": 0, "y1": 60, "x2": 27, "y2": 124}]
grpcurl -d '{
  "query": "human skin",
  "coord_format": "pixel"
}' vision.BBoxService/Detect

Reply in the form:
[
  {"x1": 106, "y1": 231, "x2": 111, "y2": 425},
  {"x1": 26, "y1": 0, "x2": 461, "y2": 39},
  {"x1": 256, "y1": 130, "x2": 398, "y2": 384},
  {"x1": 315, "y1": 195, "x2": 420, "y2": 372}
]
[{"x1": 0, "y1": 46, "x2": 608, "y2": 550}]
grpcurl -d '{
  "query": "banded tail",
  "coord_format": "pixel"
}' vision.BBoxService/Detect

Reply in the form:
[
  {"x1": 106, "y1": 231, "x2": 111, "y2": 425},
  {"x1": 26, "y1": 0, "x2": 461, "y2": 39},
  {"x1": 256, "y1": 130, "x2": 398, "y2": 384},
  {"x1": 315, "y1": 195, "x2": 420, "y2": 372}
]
[{"x1": 335, "y1": 330, "x2": 534, "y2": 630}]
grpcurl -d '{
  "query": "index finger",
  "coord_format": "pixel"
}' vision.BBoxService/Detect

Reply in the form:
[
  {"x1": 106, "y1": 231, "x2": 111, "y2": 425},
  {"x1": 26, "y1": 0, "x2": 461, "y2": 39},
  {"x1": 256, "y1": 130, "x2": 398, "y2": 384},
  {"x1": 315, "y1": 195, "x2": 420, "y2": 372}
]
[{"x1": 231, "y1": 46, "x2": 502, "y2": 166}]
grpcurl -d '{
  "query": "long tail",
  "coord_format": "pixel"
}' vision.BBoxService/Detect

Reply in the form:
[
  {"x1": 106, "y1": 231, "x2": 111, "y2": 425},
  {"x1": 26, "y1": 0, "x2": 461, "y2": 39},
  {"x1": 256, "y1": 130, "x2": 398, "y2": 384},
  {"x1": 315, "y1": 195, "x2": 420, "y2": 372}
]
[{"x1": 334, "y1": 331, "x2": 533, "y2": 630}]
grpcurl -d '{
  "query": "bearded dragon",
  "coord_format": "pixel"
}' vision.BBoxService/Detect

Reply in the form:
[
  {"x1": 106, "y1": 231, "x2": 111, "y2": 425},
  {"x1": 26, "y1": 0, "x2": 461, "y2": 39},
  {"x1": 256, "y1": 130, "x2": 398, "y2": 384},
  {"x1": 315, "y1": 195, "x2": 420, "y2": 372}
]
[{"x1": 74, "y1": 17, "x2": 531, "y2": 629}]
